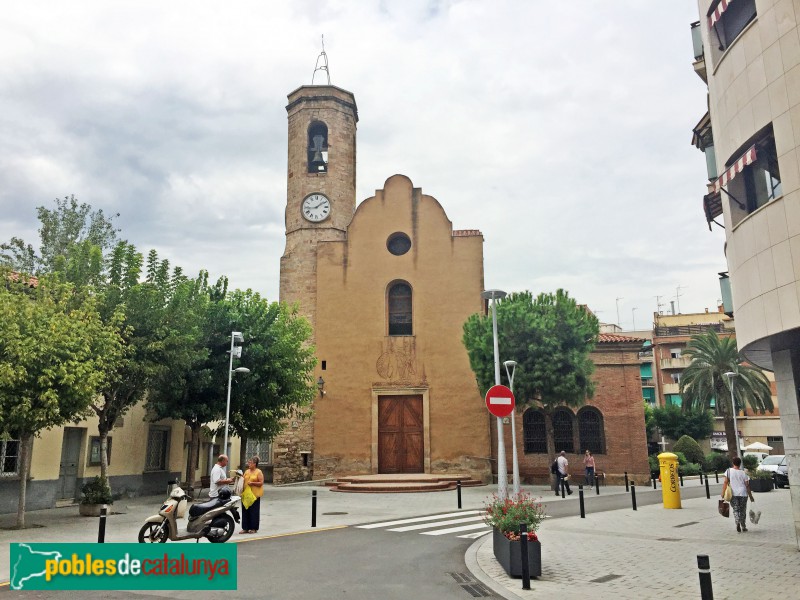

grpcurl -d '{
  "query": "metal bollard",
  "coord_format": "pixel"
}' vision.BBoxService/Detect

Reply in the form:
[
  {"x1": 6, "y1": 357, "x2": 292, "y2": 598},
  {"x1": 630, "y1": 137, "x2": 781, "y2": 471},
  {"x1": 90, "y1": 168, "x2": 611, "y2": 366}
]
[
  {"x1": 457, "y1": 479, "x2": 462, "y2": 509},
  {"x1": 579, "y1": 485, "x2": 585, "y2": 518},
  {"x1": 595, "y1": 474, "x2": 600, "y2": 495},
  {"x1": 715, "y1": 471, "x2": 719, "y2": 483},
  {"x1": 680, "y1": 474, "x2": 684, "y2": 487},
  {"x1": 705, "y1": 473, "x2": 711, "y2": 499},
  {"x1": 652, "y1": 475, "x2": 657, "y2": 489},
  {"x1": 624, "y1": 471, "x2": 629, "y2": 492},
  {"x1": 519, "y1": 523, "x2": 531, "y2": 590},
  {"x1": 697, "y1": 554, "x2": 714, "y2": 599},
  {"x1": 630, "y1": 482, "x2": 637, "y2": 511},
  {"x1": 98, "y1": 505, "x2": 107, "y2": 543},
  {"x1": 311, "y1": 490, "x2": 317, "y2": 528},
  {"x1": 700, "y1": 471, "x2": 704, "y2": 485}
]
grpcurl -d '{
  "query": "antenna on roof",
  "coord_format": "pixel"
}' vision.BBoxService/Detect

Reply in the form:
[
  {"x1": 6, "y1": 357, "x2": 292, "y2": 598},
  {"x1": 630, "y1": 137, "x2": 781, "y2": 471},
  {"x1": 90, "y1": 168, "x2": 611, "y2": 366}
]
[{"x1": 311, "y1": 35, "x2": 331, "y2": 85}]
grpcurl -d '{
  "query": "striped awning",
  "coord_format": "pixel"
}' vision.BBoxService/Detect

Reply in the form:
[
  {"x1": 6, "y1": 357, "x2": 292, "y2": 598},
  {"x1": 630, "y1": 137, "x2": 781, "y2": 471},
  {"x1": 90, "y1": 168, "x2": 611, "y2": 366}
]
[
  {"x1": 708, "y1": 0, "x2": 734, "y2": 28},
  {"x1": 712, "y1": 145, "x2": 756, "y2": 192}
]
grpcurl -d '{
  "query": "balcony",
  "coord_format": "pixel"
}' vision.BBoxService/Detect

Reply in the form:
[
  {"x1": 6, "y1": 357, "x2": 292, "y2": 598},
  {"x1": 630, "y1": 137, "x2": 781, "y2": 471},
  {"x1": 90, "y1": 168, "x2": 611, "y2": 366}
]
[
  {"x1": 640, "y1": 378, "x2": 654, "y2": 387},
  {"x1": 662, "y1": 383, "x2": 681, "y2": 395},
  {"x1": 660, "y1": 356, "x2": 692, "y2": 369},
  {"x1": 690, "y1": 21, "x2": 707, "y2": 82}
]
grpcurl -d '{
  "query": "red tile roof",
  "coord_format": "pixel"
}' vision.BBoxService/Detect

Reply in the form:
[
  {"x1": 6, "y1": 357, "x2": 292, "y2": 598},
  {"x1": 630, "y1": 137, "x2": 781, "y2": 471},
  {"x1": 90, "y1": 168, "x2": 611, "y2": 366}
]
[
  {"x1": 598, "y1": 333, "x2": 646, "y2": 344},
  {"x1": 6, "y1": 271, "x2": 39, "y2": 287}
]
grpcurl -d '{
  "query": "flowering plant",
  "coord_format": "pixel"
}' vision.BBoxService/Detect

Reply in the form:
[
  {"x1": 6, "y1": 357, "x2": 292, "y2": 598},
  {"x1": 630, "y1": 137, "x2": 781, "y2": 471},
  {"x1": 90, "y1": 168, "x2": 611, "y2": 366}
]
[{"x1": 484, "y1": 492, "x2": 546, "y2": 541}]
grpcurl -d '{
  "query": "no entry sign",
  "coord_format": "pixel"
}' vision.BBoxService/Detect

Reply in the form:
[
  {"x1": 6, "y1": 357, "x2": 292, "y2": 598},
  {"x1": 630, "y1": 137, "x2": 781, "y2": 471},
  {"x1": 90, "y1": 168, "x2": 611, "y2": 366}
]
[{"x1": 485, "y1": 384, "x2": 515, "y2": 418}]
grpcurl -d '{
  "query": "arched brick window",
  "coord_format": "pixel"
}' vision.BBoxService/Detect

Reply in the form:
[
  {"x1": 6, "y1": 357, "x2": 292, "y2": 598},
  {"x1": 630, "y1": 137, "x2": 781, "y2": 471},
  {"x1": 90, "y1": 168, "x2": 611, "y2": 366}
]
[
  {"x1": 552, "y1": 408, "x2": 574, "y2": 453},
  {"x1": 578, "y1": 407, "x2": 605, "y2": 454},
  {"x1": 522, "y1": 409, "x2": 547, "y2": 454},
  {"x1": 387, "y1": 282, "x2": 412, "y2": 336}
]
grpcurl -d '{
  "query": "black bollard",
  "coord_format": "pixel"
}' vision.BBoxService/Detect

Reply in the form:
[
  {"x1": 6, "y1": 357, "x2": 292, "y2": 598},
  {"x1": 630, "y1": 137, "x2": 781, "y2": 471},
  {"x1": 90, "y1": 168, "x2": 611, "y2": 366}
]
[
  {"x1": 519, "y1": 523, "x2": 531, "y2": 590},
  {"x1": 705, "y1": 473, "x2": 711, "y2": 499},
  {"x1": 631, "y1": 482, "x2": 637, "y2": 511},
  {"x1": 311, "y1": 490, "x2": 317, "y2": 528},
  {"x1": 595, "y1": 474, "x2": 600, "y2": 495},
  {"x1": 579, "y1": 485, "x2": 585, "y2": 518},
  {"x1": 680, "y1": 474, "x2": 684, "y2": 487},
  {"x1": 697, "y1": 554, "x2": 714, "y2": 600},
  {"x1": 700, "y1": 471, "x2": 704, "y2": 485},
  {"x1": 457, "y1": 479, "x2": 462, "y2": 509},
  {"x1": 98, "y1": 505, "x2": 107, "y2": 543},
  {"x1": 715, "y1": 471, "x2": 719, "y2": 483},
  {"x1": 652, "y1": 475, "x2": 657, "y2": 489},
  {"x1": 624, "y1": 471, "x2": 629, "y2": 492}
]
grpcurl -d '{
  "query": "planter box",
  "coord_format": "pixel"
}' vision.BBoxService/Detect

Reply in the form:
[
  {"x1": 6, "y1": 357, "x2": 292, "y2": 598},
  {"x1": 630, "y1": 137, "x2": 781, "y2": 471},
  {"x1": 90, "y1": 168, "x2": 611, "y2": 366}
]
[
  {"x1": 492, "y1": 528, "x2": 541, "y2": 578},
  {"x1": 750, "y1": 478, "x2": 773, "y2": 493},
  {"x1": 79, "y1": 503, "x2": 110, "y2": 517}
]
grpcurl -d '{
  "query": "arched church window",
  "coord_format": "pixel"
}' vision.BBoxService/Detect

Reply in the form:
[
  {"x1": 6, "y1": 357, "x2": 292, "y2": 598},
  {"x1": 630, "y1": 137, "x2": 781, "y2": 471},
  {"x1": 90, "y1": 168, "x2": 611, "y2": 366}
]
[
  {"x1": 578, "y1": 407, "x2": 605, "y2": 454},
  {"x1": 522, "y1": 409, "x2": 547, "y2": 454},
  {"x1": 552, "y1": 408, "x2": 574, "y2": 453},
  {"x1": 307, "y1": 121, "x2": 328, "y2": 173},
  {"x1": 387, "y1": 282, "x2": 412, "y2": 336}
]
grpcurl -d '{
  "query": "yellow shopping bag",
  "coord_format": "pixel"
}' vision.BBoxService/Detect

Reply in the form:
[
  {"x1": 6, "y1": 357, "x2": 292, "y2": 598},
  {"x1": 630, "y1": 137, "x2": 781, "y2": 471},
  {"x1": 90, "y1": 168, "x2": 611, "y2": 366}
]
[{"x1": 241, "y1": 486, "x2": 257, "y2": 510}]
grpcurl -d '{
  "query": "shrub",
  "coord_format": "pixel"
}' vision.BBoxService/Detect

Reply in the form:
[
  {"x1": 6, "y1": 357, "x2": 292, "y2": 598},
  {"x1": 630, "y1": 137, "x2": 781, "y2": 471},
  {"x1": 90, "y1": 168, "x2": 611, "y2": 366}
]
[
  {"x1": 742, "y1": 455, "x2": 759, "y2": 471},
  {"x1": 648, "y1": 455, "x2": 660, "y2": 473},
  {"x1": 673, "y1": 435, "x2": 705, "y2": 465},
  {"x1": 484, "y1": 492, "x2": 546, "y2": 541},
  {"x1": 674, "y1": 451, "x2": 688, "y2": 466},
  {"x1": 747, "y1": 468, "x2": 774, "y2": 481},
  {"x1": 80, "y1": 476, "x2": 113, "y2": 505},
  {"x1": 678, "y1": 463, "x2": 702, "y2": 476},
  {"x1": 704, "y1": 452, "x2": 731, "y2": 474}
]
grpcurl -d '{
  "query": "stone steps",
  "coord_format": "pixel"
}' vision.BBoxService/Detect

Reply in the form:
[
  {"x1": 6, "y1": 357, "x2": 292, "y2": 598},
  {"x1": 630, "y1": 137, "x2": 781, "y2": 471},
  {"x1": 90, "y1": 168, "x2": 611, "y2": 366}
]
[{"x1": 326, "y1": 474, "x2": 486, "y2": 493}]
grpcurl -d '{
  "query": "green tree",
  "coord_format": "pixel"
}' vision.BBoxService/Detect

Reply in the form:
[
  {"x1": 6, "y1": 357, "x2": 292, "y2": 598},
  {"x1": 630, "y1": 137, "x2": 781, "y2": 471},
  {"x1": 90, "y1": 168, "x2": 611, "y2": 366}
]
[
  {"x1": 0, "y1": 195, "x2": 118, "y2": 275},
  {"x1": 0, "y1": 274, "x2": 122, "y2": 528},
  {"x1": 673, "y1": 435, "x2": 705, "y2": 464},
  {"x1": 644, "y1": 402, "x2": 657, "y2": 441},
  {"x1": 652, "y1": 404, "x2": 714, "y2": 441},
  {"x1": 679, "y1": 330, "x2": 773, "y2": 459},
  {"x1": 463, "y1": 289, "x2": 599, "y2": 455}
]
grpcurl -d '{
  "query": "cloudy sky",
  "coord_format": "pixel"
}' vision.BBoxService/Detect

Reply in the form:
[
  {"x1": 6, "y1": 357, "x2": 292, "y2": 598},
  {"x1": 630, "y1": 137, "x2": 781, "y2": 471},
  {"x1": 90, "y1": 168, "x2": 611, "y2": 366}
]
[{"x1": 0, "y1": 1, "x2": 722, "y2": 330}]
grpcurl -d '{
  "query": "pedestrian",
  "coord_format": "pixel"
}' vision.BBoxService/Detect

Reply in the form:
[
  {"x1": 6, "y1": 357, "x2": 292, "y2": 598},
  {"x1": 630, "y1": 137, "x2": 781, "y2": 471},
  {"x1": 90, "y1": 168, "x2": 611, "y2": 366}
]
[
  {"x1": 240, "y1": 456, "x2": 264, "y2": 534},
  {"x1": 556, "y1": 450, "x2": 572, "y2": 496},
  {"x1": 721, "y1": 456, "x2": 755, "y2": 532},
  {"x1": 583, "y1": 449, "x2": 596, "y2": 486},
  {"x1": 209, "y1": 454, "x2": 234, "y2": 499}
]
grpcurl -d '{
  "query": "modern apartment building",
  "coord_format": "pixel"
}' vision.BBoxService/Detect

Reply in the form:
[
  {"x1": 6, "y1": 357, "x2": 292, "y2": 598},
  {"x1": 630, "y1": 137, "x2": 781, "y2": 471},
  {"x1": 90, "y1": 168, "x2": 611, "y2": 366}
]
[{"x1": 690, "y1": 0, "x2": 800, "y2": 546}]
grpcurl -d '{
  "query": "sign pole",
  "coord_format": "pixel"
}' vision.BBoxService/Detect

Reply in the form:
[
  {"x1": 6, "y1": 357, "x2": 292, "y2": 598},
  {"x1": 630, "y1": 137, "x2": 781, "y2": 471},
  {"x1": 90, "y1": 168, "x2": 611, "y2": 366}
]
[{"x1": 490, "y1": 296, "x2": 507, "y2": 501}]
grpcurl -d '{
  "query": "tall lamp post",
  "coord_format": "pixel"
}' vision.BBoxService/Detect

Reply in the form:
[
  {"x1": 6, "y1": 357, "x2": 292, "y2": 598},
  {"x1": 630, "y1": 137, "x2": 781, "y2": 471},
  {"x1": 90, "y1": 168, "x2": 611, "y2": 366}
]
[
  {"x1": 723, "y1": 371, "x2": 742, "y2": 459},
  {"x1": 482, "y1": 289, "x2": 508, "y2": 500},
  {"x1": 223, "y1": 331, "x2": 250, "y2": 457},
  {"x1": 504, "y1": 360, "x2": 520, "y2": 496}
]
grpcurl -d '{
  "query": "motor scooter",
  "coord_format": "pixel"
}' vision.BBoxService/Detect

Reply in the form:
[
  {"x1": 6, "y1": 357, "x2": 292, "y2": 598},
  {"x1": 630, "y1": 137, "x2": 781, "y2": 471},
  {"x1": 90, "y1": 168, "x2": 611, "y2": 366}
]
[{"x1": 138, "y1": 484, "x2": 241, "y2": 543}]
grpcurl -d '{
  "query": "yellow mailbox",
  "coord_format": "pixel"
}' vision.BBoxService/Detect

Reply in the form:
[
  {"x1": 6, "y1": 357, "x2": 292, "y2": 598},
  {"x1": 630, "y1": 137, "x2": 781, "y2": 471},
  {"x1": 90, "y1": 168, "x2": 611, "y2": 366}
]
[{"x1": 658, "y1": 452, "x2": 682, "y2": 509}]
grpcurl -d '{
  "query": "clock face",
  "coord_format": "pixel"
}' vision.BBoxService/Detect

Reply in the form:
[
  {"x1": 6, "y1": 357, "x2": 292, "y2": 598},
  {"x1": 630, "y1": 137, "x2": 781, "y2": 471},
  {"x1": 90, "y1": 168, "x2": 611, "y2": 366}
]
[{"x1": 302, "y1": 193, "x2": 331, "y2": 222}]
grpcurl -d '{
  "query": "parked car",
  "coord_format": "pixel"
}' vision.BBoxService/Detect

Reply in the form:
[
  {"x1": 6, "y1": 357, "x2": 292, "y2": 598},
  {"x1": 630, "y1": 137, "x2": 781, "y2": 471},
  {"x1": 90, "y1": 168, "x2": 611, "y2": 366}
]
[
  {"x1": 743, "y1": 451, "x2": 769, "y2": 463},
  {"x1": 757, "y1": 454, "x2": 786, "y2": 487},
  {"x1": 774, "y1": 456, "x2": 789, "y2": 488}
]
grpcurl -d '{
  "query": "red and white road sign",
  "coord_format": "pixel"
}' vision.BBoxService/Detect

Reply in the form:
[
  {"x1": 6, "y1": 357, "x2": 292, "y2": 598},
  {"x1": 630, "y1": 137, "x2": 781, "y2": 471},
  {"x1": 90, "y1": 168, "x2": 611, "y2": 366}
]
[{"x1": 485, "y1": 384, "x2": 515, "y2": 418}]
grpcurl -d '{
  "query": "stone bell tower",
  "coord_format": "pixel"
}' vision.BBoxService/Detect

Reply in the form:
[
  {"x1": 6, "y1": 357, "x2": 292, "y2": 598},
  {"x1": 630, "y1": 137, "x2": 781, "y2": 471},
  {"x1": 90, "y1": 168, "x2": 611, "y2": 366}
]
[{"x1": 273, "y1": 84, "x2": 358, "y2": 483}]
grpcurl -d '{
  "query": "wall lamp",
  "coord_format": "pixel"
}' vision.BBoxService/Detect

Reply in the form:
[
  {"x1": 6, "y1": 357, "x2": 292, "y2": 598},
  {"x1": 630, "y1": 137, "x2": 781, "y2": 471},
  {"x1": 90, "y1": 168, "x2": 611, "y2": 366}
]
[{"x1": 317, "y1": 376, "x2": 326, "y2": 397}]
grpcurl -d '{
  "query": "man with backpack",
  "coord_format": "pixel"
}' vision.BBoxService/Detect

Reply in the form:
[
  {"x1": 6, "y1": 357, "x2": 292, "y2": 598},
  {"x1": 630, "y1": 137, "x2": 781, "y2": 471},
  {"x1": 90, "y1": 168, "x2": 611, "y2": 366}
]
[{"x1": 554, "y1": 450, "x2": 573, "y2": 496}]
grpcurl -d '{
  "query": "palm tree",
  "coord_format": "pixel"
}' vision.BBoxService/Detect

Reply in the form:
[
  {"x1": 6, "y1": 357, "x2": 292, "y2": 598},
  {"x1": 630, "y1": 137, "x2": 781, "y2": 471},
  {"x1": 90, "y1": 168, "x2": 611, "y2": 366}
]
[{"x1": 679, "y1": 330, "x2": 772, "y2": 459}]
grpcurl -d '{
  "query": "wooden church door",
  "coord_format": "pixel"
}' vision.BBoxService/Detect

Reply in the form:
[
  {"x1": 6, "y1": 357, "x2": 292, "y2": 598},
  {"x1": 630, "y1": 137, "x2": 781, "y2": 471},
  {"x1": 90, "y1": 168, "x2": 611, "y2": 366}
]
[{"x1": 378, "y1": 395, "x2": 423, "y2": 473}]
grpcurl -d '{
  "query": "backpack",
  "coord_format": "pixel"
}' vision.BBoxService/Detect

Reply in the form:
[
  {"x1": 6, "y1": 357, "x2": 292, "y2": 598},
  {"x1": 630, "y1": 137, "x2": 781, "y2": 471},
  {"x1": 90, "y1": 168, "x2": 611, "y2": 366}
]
[{"x1": 550, "y1": 460, "x2": 558, "y2": 475}]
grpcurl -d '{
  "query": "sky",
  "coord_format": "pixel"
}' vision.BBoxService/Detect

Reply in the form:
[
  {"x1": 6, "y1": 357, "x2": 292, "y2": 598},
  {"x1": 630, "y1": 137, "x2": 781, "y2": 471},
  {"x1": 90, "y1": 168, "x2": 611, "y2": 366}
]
[{"x1": 0, "y1": 1, "x2": 722, "y2": 330}]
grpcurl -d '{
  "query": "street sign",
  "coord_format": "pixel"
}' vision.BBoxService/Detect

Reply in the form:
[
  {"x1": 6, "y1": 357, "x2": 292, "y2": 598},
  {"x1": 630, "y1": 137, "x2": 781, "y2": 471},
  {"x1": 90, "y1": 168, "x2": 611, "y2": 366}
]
[{"x1": 485, "y1": 385, "x2": 515, "y2": 418}]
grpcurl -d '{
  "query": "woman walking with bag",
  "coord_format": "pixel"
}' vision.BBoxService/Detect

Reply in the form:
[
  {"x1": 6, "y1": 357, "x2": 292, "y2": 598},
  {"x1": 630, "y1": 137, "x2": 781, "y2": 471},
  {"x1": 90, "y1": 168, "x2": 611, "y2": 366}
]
[
  {"x1": 721, "y1": 456, "x2": 754, "y2": 532},
  {"x1": 240, "y1": 456, "x2": 264, "y2": 534}
]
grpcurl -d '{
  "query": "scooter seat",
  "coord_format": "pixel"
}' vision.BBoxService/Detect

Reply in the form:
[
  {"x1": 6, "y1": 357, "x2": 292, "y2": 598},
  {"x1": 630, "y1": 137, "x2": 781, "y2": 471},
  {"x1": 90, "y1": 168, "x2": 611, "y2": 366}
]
[{"x1": 188, "y1": 497, "x2": 225, "y2": 518}]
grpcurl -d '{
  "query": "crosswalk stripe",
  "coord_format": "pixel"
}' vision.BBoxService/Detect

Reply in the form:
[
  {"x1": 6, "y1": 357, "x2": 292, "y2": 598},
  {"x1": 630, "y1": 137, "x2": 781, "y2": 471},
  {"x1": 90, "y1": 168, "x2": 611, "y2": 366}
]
[
  {"x1": 421, "y1": 523, "x2": 490, "y2": 536},
  {"x1": 457, "y1": 530, "x2": 492, "y2": 539},
  {"x1": 388, "y1": 515, "x2": 485, "y2": 532},
  {"x1": 356, "y1": 510, "x2": 483, "y2": 529}
]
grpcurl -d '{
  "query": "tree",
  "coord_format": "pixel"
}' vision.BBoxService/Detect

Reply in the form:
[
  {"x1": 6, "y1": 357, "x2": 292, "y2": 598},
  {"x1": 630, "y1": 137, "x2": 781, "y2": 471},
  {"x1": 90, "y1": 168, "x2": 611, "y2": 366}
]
[
  {"x1": 463, "y1": 289, "x2": 599, "y2": 454},
  {"x1": 679, "y1": 329, "x2": 773, "y2": 459},
  {"x1": 644, "y1": 402, "x2": 657, "y2": 441},
  {"x1": 652, "y1": 404, "x2": 714, "y2": 441},
  {"x1": 0, "y1": 274, "x2": 122, "y2": 528},
  {"x1": 673, "y1": 435, "x2": 705, "y2": 465},
  {"x1": 0, "y1": 195, "x2": 118, "y2": 275}
]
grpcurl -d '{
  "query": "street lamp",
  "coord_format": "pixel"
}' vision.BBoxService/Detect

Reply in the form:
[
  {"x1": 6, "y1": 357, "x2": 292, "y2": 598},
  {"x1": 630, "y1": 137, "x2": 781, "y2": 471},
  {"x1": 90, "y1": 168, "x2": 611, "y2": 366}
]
[
  {"x1": 223, "y1": 331, "x2": 250, "y2": 456},
  {"x1": 481, "y1": 289, "x2": 508, "y2": 500},
  {"x1": 724, "y1": 371, "x2": 742, "y2": 459},
  {"x1": 503, "y1": 360, "x2": 520, "y2": 496}
]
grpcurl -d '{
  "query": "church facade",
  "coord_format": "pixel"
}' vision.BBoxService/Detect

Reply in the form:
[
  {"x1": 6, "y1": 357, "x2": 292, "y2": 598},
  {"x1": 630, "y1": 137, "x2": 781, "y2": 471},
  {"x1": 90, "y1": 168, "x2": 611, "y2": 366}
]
[{"x1": 273, "y1": 84, "x2": 491, "y2": 483}]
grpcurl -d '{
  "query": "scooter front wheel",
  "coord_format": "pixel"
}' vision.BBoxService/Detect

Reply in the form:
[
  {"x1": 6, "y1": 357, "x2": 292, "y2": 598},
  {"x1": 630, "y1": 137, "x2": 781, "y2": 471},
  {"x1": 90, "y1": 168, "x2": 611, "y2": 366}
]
[{"x1": 138, "y1": 520, "x2": 170, "y2": 543}]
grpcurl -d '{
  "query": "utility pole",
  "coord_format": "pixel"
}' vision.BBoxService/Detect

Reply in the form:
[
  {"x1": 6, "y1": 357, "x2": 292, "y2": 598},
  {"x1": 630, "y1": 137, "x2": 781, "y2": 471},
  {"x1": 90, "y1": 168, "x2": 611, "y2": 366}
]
[
  {"x1": 616, "y1": 297, "x2": 624, "y2": 327},
  {"x1": 654, "y1": 295, "x2": 664, "y2": 315},
  {"x1": 676, "y1": 285, "x2": 686, "y2": 314}
]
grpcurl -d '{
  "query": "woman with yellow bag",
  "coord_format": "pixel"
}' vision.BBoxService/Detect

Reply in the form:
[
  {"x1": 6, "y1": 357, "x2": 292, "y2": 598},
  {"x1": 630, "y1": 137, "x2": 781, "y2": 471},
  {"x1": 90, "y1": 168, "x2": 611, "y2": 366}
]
[{"x1": 239, "y1": 456, "x2": 264, "y2": 534}]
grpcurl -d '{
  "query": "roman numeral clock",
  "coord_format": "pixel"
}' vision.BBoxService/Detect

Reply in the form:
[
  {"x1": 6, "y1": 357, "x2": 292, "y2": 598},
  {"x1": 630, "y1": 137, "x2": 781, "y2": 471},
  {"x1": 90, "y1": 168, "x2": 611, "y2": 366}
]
[{"x1": 302, "y1": 193, "x2": 330, "y2": 222}]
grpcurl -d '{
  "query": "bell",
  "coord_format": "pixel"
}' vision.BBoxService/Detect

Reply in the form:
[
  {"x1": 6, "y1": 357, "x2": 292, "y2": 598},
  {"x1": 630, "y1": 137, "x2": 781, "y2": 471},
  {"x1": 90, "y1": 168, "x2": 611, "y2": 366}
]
[{"x1": 310, "y1": 134, "x2": 326, "y2": 170}]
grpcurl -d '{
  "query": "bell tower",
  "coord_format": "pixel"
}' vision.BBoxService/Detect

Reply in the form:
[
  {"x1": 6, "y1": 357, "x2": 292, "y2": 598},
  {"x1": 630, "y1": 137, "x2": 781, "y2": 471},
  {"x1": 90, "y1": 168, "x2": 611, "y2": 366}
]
[
  {"x1": 280, "y1": 84, "x2": 358, "y2": 320},
  {"x1": 274, "y1": 83, "x2": 357, "y2": 484}
]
